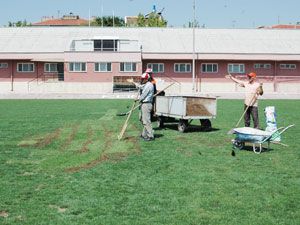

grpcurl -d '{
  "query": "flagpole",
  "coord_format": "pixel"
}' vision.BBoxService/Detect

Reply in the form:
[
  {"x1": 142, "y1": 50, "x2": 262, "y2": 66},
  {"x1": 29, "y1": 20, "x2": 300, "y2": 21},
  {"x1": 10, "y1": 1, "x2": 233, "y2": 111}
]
[{"x1": 192, "y1": 0, "x2": 196, "y2": 92}]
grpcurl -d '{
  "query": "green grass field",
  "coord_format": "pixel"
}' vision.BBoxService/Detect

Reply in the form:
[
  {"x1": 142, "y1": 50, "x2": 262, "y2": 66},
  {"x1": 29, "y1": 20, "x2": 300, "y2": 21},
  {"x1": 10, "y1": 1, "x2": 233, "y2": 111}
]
[{"x1": 0, "y1": 99, "x2": 299, "y2": 225}]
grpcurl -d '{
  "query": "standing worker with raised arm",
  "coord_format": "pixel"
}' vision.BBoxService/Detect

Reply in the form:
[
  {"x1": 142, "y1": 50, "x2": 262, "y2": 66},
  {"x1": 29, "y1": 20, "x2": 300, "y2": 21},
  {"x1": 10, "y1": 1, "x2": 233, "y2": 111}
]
[{"x1": 225, "y1": 72, "x2": 263, "y2": 129}]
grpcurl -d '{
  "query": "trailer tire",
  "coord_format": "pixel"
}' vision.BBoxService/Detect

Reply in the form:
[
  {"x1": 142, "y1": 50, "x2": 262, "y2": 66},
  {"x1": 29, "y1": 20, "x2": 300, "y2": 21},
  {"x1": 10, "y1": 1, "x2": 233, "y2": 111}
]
[
  {"x1": 178, "y1": 119, "x2": 188, "y2": 132},
  {"x1": 157, "y1": 116, "x2": 164, "y2": 128},
  {"x1": 200, "y1": 119, "x2": 212, "y2": 130}
]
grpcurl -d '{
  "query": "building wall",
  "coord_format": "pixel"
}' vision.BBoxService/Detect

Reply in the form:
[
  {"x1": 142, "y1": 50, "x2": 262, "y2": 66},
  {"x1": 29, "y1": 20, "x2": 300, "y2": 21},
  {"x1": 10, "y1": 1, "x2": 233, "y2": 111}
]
[
  {"x1": 143, "y1": 60, "x2": 300, "y2": 82},
  {"x1": 1, "y1": 60, "x2": 299, "y2": 82},
  {"x1": 64, "y1": 62, "x2": 143, "y2": 82}
]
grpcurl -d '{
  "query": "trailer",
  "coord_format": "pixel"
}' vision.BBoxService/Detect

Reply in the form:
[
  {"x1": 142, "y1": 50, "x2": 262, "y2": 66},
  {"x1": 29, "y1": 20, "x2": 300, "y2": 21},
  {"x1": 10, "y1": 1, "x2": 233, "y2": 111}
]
[{"x1": 154, "y1": 95, "x2": 217, "y2": 132}]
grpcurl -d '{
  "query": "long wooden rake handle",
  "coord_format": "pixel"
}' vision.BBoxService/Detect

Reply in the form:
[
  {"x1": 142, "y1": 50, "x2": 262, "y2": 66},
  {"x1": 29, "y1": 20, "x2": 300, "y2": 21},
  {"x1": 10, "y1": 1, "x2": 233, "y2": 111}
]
[
  {"x1": 117, "y1": 100, "x2": 137, "y2": 140},
  {"x1": 235, "y1": 91, "x2": 259, "y2": 127}
]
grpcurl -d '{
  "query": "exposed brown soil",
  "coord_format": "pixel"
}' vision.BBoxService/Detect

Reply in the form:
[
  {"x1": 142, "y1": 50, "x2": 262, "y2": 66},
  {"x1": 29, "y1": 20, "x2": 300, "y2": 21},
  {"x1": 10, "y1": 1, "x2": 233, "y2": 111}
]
[
  {"x1": 35, "y1": 128, "x2": 61, "y2": 148},
  {"x1": 65, "y1": 124, "x2": 141, "y2": 173},
  {"x1": 60, "y1": 124, "x2": 80, "y2": 151},
  {"x1": 65, "y1": 129, "x2": 113, "y2": 173},
  {"x1": 186, "y1": 104, "x2": 212, "y2": 116},
  {"x1": 78, "y1": 126, "x2": 94, "y2": 153},
  {"x1": 0, "y1": 211, "x2": 8, "y2": 218}
]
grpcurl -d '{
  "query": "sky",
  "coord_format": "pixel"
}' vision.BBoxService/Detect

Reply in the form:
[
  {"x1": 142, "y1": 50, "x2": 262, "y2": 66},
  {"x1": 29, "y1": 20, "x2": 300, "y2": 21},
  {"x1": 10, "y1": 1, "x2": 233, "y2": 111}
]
[{"x1": 1, "y1": 0, "x2": 300, "y2": 28}]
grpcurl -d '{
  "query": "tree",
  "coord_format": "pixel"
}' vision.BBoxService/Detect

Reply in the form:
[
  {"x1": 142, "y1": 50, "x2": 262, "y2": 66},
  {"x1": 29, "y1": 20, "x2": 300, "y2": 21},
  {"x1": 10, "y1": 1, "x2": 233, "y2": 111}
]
[
  {"x1": 8, "y1": 20, "x2": 29, "y2": 27},
  {"x1": 137, "y1": 12, "x2": 167, "y2": 27},
  {"x1": 91, "y1": 16, "x2": 125, "y2": 27}
]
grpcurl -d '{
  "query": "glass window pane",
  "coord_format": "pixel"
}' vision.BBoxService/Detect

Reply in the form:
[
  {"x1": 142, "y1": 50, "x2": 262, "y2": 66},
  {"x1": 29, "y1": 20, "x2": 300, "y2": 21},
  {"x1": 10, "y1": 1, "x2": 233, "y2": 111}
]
[
  {"x1": 75, "y1": 63, "x2": 80, "y2": 71},
  {"x1": 132, "y1": 63, "x2": 136, "y2": 71},
  {"x1": 95, "y1": 63, "x2": 99, "y2": 71},
  {"x1": 125, "y1": 63, "x2": 131, "y2": 71},
  {"x1": 159, "y1": 64, "x2": 164, "y2": 72},
  {"x1": 99, "y1": 63, "x2": 105, "y2": 71},
  {"x1": 81, "y1": 63, "x2": 86, "y2": 71},
  {"x1": 213, "y1": 64, "x2": 217, "y2": 72},
  {"x1": 175, "y1": 64, "x2": 178, "y2": 72},
  {"x1": 187, "y1": 64, "x2": 191, "y2": 72},
  {"x1": 107, "y1": 63, "x2": 111, "y2": 71}
]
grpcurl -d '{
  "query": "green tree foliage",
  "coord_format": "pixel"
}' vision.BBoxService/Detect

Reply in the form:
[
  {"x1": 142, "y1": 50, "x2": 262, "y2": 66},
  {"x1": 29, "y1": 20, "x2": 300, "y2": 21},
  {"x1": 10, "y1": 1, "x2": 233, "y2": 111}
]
[
  {"x1": 8, "y1": 20, "x2": 29, "y2": 27},
  {"x1": 137, "y1": 13, "x2": 167, "y2": 27},
  {"x1": 91, "y1": 16, "x2": 125, "y2": 27}
]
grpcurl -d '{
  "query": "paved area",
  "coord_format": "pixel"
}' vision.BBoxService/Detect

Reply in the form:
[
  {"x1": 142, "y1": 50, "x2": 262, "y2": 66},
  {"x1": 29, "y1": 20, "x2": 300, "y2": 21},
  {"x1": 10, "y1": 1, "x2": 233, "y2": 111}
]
[{"x1": 1, "y1": 92, "x2": 300, "y2": 100}]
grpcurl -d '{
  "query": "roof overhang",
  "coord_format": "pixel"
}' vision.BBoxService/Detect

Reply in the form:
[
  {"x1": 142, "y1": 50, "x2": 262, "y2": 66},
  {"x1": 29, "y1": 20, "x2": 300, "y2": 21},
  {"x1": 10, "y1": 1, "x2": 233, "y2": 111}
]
[
  {"x1": 0, "y1": 53, "x2": 64, "y2": 62},
  {"x1": 142, "y1": 52, "x2": 300, "y2": 61}
]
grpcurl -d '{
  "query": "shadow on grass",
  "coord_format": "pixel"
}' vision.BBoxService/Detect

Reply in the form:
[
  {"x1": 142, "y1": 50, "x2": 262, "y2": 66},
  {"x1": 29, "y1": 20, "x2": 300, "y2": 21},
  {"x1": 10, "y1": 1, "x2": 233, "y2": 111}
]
[
  {"x1": 233, "y1": 145, "x2": 274, "y2": 154},
  {"x1": 154, "y1": 124, "x2": 220, "y2": 133}
]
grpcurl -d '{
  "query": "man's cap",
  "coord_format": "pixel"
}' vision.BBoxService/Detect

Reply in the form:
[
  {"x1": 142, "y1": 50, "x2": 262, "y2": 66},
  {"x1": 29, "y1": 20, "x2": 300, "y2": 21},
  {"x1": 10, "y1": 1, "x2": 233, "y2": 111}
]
[
  {"x1": 141, "y1": 73, "x2": 149, "y2": 79},
  {"x1": 247, "y1": 72, "x2": 257, "y2": 78},
  {"x1": 145, "y1": 68, "x2": 153, "y2": 73}
]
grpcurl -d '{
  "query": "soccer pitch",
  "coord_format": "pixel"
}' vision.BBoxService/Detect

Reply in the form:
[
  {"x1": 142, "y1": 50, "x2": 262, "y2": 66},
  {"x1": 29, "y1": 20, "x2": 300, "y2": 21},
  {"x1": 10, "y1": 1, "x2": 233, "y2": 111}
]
[{"x1": 0, "y1": 99, "x2": 299, "y2": 225}]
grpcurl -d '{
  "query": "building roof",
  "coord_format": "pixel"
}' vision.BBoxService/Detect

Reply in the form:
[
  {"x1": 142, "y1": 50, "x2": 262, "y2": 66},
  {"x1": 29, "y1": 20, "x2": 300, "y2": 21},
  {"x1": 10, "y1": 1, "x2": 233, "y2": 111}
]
[
  {"x1": 0, "y1": 27, "x2": 300, "y2": 60},
  {"x1": 32, "y1": 14, "x2": 89, "y2": 26},
  {"x1": 259, "y1": 24, "x2": 300, "y2": 29},
  {"x1": 271, "y1": 24, "x2": 300, "y2": 29}
]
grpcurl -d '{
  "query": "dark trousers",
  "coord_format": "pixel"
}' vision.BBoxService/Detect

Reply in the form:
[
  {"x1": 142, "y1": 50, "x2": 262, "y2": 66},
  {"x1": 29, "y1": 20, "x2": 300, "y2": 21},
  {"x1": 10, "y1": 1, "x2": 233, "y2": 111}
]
[{"x1": 244, "y1": 104, "x2": 259, "y2": 129}]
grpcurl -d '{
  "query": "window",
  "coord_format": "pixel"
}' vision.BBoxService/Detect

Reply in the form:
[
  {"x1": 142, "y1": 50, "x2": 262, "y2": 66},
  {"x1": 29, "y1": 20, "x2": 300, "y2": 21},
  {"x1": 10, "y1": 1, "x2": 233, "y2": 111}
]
[
  {"x1": 95, "y1": 62, "x2": 112, "y2": 72},
  {"x1": 174, "y1": 63, "x2": 191, "y2": 73},
  {"x1": 254, "y1": 64, "x2": 271, "y2": 69},
  {"x1": 44, "y1": 63, "x2": 58, "y2": 72},
  {"x1": 17, "y1": 63, "x2": 34, "y2": 72},
  {"x1": 201, "y1": 63, "x2": 218, "y2": 73},
  {"x1": 94, "y1": 40, "x2": 118, "y2": 51},
  {"x1": 0, "y1": 63, "x2": 8, "y2": 69},
  {"x1": 147, "y1": 63, "x2": 164, "y2": 73},
  {"x1": 69, "y1": 62, "x2": 87, "y2": 72},
  {"x1": 280, "y1": 64, "x2": 296, "y2": 69},
  {"x1": 120, "y1": 62, "x2": 137, "y2": 72},
  {"x1": 228, "y1": 64, "x2": 245, "y2": 73}
]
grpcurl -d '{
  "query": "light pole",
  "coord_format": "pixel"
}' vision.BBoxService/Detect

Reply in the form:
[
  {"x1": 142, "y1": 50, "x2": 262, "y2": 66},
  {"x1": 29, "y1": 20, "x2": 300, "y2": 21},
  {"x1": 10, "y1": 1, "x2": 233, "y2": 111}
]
[{"x1": 192, "y1": 0, "x2": 196, "y2": 92}]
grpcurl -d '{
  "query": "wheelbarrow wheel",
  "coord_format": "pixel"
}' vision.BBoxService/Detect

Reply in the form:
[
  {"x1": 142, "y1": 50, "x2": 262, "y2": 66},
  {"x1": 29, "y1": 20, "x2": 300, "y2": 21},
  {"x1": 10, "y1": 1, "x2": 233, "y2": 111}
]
[
  {"x1": 232, "y1": 139, "x2": 245, "y2": 150},
  {"x1": 178, "y1": 119, "x2": 188, "y2": 132},
  {"x1": 157, "y1": 116, "x2": 164, "y2": 128}
]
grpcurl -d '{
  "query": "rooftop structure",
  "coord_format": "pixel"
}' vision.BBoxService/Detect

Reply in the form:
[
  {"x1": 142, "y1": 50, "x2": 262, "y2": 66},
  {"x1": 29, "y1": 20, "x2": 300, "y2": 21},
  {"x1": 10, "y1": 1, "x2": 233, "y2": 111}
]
[{"x1": 32, "y1": 13, "x2": 89, "y2": 26}]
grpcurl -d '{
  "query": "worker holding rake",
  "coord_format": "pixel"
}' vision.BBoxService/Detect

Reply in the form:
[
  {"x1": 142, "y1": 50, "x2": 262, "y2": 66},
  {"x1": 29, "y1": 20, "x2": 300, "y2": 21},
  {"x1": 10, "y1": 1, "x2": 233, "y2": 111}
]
[
  {"x1": 135, "y1": 72, "x2": 155, "y2": 141},
  {"x1": 226, "y1": 72, "x2": 263, "y2": 129}
]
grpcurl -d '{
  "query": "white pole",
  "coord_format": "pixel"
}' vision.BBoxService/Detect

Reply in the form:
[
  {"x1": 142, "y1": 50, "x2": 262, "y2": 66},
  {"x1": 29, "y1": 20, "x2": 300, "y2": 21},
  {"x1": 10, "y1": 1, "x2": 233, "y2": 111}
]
[
  {"x1": 113, "y1": 10, "x2": 115, "y2": 27},
  {"x1": 101, "y1": 1, "x2": 104, "y2": 27},
  {"x1": 192, "y1": 0, "x2": 196, "y2": 92},
  {"x1": 88, "y1": 9, "x2": 91, "y2": 27}
]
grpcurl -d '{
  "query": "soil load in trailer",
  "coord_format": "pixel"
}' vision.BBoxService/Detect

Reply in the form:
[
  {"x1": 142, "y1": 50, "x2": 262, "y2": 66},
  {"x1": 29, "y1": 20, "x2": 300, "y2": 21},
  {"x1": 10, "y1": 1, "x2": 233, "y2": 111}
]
[{"x1": 155, "y1": 95, "x2": 217, "y2": 132}]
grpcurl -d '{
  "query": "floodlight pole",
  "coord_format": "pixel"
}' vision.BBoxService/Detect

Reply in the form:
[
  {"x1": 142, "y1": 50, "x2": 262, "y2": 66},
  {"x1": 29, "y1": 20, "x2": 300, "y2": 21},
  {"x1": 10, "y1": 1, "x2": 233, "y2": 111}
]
[{"x1": 192, "y1": 0, "x2": 196, "y2": 92}]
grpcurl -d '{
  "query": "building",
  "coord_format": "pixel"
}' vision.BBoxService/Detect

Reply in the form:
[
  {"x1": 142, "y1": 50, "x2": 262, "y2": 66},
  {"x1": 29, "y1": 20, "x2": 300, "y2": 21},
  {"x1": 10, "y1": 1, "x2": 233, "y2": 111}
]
[
  {"x1": 0, "y1": 27, "x2": 300, "y2": 94},
  {"x1": 258, "y1": 24, "x2": 300, "y2": 29},
  {"x1": 32, "y1": 13, "x2": 89, "y2": 26}
]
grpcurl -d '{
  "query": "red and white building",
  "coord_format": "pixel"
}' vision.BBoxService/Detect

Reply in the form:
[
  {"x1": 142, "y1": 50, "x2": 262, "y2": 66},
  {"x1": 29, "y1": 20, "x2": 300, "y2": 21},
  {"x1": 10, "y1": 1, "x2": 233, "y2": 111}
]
[{"x1": 0, "y1": 27, "x2": 300, "y2": 94}]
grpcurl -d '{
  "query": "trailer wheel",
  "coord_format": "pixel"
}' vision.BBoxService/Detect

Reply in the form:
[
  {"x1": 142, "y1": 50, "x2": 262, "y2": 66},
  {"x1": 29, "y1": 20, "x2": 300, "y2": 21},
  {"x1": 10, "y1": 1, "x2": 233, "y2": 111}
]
[
  {"x1": 178, "y1": 119, "x2": 188, "y2": 132},
  {"x1": 200, "y1": 119, "x2": 212, "y2": 130},
  {"x1": 157, "y1": 116, "x2": 164, "y2": 128}
]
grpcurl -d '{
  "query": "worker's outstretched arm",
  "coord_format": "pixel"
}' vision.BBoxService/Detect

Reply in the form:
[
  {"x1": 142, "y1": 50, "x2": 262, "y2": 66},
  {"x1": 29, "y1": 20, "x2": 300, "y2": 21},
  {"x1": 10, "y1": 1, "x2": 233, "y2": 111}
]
[{"x1": 225, "y1": 74, "x2": 245, "y2": 87}]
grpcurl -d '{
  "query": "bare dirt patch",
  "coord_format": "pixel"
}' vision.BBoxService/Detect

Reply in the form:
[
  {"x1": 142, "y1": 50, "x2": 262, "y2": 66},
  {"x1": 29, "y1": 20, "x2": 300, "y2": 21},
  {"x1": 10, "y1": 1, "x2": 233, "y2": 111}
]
[
  {"x1": 49, "y1": 205, "x2": 67, "y2": 213},
  {"x1": 35, "y1": 128, "x2": 61, "y2": 148},
  {"x1": 0, "y1": 211, "x2": 8, "y2": 218},
  {"x1": 78, "y1": 126, "x2": 94, "y2": 153},
  {"x1": 60, "y1": 124, "x2": 80, "y2": 151}
]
